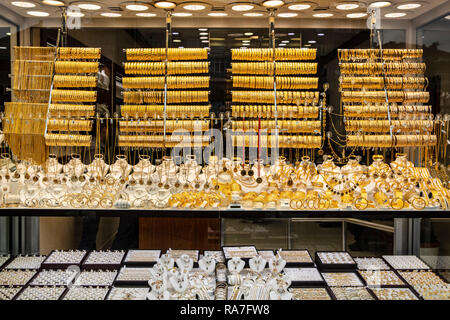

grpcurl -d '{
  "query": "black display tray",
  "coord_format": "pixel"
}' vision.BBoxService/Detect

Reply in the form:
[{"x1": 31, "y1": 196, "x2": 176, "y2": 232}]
[
  {"x1": 0, "y1": 285, "x2": 23, "y2": 300},
  {"x1": 285, "y1": 267, "x2": 326, "y2": 288},
  {"x1": 321, "y1": 270, "x2": 367, "y2": 288},
  {"x1": 222, "y1": 246, "x2": 258, "y2": 267},
  {"x1": 315, "y1": 251, "x2": 357, "y2": 271},
  {"x1": 12, "y1": 285, "x2": 67, "y2": 301},
  {"x1": 105, "y1": 286, "x2": 150, "y2": 300},
  {"x1": 164, "y1": 249, "x2": 200, "y2": 268},
  {"x1": 278, "y1": 249, "x2": 315, "y2": 267},
  {"x1": 353, "y1": 256, "x2": 392, "y2": 270},
  {"x1": 113, "y1": 266, "x2": 152, "y2": 287},
  {"x1": 357, "y1": 269, "x2": 409, "y2": 288},
  {"x1": 59, "y1": 285, "x2": 111, "y2": 300},
  {"x1": 122, "y1": 250, "x2": 161, "y2": 267},
  {"x1": 381, "y1": 255, "x2": 432, "y2": 271},
  {"x1": 41, "y1": 250, "x2": 88, "y2": 270},
  {"x1": 327, "y1": 286, "x2": 378, "y2": 300},
  {"x1": 81, "y1": 251, "x2": 125, "y2": 270},
  {"x1": 0, "y1": 256, "x2": 12, "y2": 271},
  {"x1": 2, "y1": 255, "x2": 46, "y2": 270}
]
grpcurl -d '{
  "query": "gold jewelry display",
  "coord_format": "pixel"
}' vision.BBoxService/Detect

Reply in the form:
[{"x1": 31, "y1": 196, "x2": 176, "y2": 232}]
[
  {"x1": 232, "y1": 62, "x2": 317, "y2": 75},
  {"x1": 126, "y1": 48, "x2": 207, "y2": 61}
]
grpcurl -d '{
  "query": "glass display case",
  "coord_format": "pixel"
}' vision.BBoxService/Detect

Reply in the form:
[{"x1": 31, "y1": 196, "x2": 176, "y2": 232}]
[{"x1": 0, "y1": 0, "x2": 448, "y2": 301}]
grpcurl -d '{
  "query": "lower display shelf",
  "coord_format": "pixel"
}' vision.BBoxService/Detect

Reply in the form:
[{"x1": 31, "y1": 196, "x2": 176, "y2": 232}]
[
  {"x1": 0, "y1": 249, "x2": 448, "y2": 300},
  {"x1": 0, "y1": 208, "x2": 449, "y2": 219}
]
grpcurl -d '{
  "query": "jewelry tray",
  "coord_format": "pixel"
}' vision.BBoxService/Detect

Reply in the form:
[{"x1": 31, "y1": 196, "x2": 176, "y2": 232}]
[
  {"x1": 81, "y1": 251, "x2": 126, "y2": 270},
  {"x1": 41, "y1": 250, "x2": 88, "y2": 270},
  {"x1": 278, "y1": 249, "x2": 315, "y2": 267},
  {"x1": 222, "y1": 246, "x2": 258, "y2": 267},
  {"x1": 284, "y1": 267, "x2": 326, "y2": 288},
  {"x1": 315, "y1": 251, "x2": 357, "y2": 271},
  {"x1": 123, "y1": 250, "x2": 161, "y2": 267}
]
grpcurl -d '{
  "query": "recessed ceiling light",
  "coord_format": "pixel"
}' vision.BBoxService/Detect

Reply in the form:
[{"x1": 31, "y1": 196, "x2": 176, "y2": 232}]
[
  {"x1": 67, "y1": 11, "x2": 85, "y2": 17},
  {"x1": 232, "y1": 4, "x2": 254, "y2": 11},
  {"x1": 200, "y1": 36, "x2": 208, "y2": 39},
  {"x1": 263, "y1": 0, "x2": 285, "y2": 8},
  {"x1": 445, "y1": 15, "x2": 450, "y2": 20},
  {"x1": 208, "y1": 12, "x2": 228, "y2": 16},
  {"x1": 304, "y1": 44, "x2": 311, "y2": 47},
  {"x1": 154, "y1": 1, "x2": 176, "y2": 9},
  {"x1": 27, "y1": 11, "x2": 50, "y2": 16},
  {"x1": 288, "y1": 32, "x2": 295, "y2": 35},
  {"x1": 279, "y1": 43, "x2": 287, "y2": 46},
  {"x1": 242, "y1": 40, "x2": 250, "y2": 43},
  {"x1": 384, "y1": 12, "x2": 407, "y2": 17},
  {"x1": 6, "y1": 32, "x2": 11, "y2": 35},
  {"x1": 136, "y1": 12, "x2": 156, "y2": 16},
  {"x1": 317, "y1": 33, "x2": 325, "y2": 36},
  {"x1": 101, "y1": 12, "x2": 122, "y2": 17},
  {"x1": 397, "y1": 3, "x2": 422, "y2": 10},
  {"x1": 11, "y1": 1, "x2": 36, "y2": 8},
  {"x1": 282, "y1": 40, "x2": 289, "y2": 43},
  {"x1": 244, "y1": 32, "x2": 253, "y2": 36},
  {"x1": 242, "y1": 43, "x2": 250, "y2": 46},
  {"x1": 347, "y1": 12, "x2": 367, "y2": 18},
  {"x1": 42, "y1": 0, "x2": 65, "y2": 6},
  {"x1": 183, "y1": 4, "x2": 206, "y2": 11},
  {"x1": 313, "y1": 13, "x2": 333, "y2": 17},
  {"x1": 178, "y1": 46, "x2": 184, "y2": 48},
  {"x1": 308, "y1": 40, "x2": 316, "y2": 44},
  {"x1": 336, "y1": 3, "x2": 359, "y2": 10},
  {"x1": 288, "y1": 4, "x2": 310, "y2": 10},
  {"x1": 243, "y1": 12, "x2": 263, "y2": 16},
  {"x1": 278, "y1": 12, "x2": 298, "y2": 17},
  {"x1": 172, "y1": 12, "x2": 192, "y2": 17},
  {"x1": 369, "y1": 2, "x2": 392, "y2": 8},
  {"x1": 173, "y1": 39, "x2": 181, "y2": 42},
  {"x1": 77, "y1": 3, "x2": 101, "y2": 10},
  {"x1": 199, "y1": 32, "x2": 208, "y2": 35},
  {"x1": 172, "y1": 31, "x2": 179, "y2": 35},
  {"x1": 201, "y1": 40, "x2": 209, "y2": 43},
  {"x1": 199, "y1": 28, "x2": 208, "y2": 31},
  {"x1": 125, "y1": 3, "x2": 149, "y2": 11}
]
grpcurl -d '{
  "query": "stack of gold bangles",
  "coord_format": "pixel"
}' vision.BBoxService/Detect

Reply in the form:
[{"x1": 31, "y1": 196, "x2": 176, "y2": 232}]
[
  {"x1": 45, "y1": 134, "x2": 92, "y2": 147},
  {"x1": 232, "y1": 135, "x2": 321, "y2": 148},
  {"x1": 124, "y1": 62, "x2": 209, "y2": 75},
  {"x1": 340, "y1": 62, "x2": 426, "y2": 75},
  {"x1": 118, "y1": 134, "x2": 210, "y2": 147},
  {"x1": 123, "y1": 91, "x2": 209, "y2": 104},
  {"x1": 121, "y1": 105, "x2": 210, "y2": 118},
  {"x1": 341, "y1": 91, "x2": 429, "y2": 103},
  {"x1": 119, "y1": 119, "x2": 210, "y2": 132},
  {"x1": 232, "y1": 62, "x2": 317, "y2": 75},
  {"x1": 232, "y1": 91, "x2": 319, "y2": 104},
  {"x1": 57, "y1": 47, "x2": 101, "y2": 60},
  {"x1": 232, "y1": 105, "x2": 319, "y2": 118},
  {"x1": 123, "y1": 76, "x2": 210, "y2": 89},
  {"x1": 232, "y1": 120, "x2": 321, "y2": 133},
  {"x1": 343, "y1": 105, "x2": 431, "y2": 118},
  {"x1": 126, "y1": 48, "x2": 208, "y2": 61},
  {"x1": 48, "y1": 104, "x2": 95, "y2": 118},
  {"x1": 47, "y1": 119, "x2": 93, "y2": 132},
  {"x1": 340, "y1": 76, "x2": 427, "y2": 89},
  {"x1": 345, "y1": 120, "x2": 434, "y2": 133},
  {"x1": 347, "y1": 134, "x2": 437, "y2": 147},
  {"x1": 338, "y1": 49, "x2": 423, "y2": 61},
  {"x1": 231, "y1": 48, "x2": 316, "y2": 61},
  {"x1": 233, "y1": 76, "x2": 318, "y2": 89},
  {"x1": 55, "y1": 61, "x2": 98, "y2": 74},
  {"x1": 53, "y1": 75, "x2": 97, "y2": 88},
  {"x1": 52, "y1": 90, "x2": 97, "y2": 103}
]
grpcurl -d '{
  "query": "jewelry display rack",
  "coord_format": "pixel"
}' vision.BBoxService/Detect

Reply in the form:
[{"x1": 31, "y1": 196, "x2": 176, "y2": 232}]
[
  {"x1": 231, "y1": 11, "x2": 323, "y2": 168},
  {"x1": 120, "y1": 11, "x2": 211, "y2": 151}
]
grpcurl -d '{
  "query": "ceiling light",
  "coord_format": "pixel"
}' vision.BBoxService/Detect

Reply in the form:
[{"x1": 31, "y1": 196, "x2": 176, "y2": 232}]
[
  {"x1": 11, "y1": 1, "x2": 36, "y2": 8},
  {"x1": 397, "y1": 3, "x2": 422, "y2": 10},
  {"x1": 288, "y1": 32, "x2": 295, "y2": 35},
  {"x1": 77, "y1": 3, "x2": 101, "y2": 10},
  {"x1": 101, "y1": 12, "x2": 122, "y2": 17},
  {"x1": 178, "y1": 46, "x2": 184, "y2": 48},
  {"x1": 232, "y1": 4, "x2": 254, "y2": 12},
  {"x1": 208, "y1": 12, "x2": 228, "y2": 16},
  {"x1": 67, "y1": 11, "x2": 85, "y2": 17},
  {"x1": 154, "y1": 1, "x2": 176, "y2": 9},
  {"x1": 244, "y1": 32, "x2": 253, "y2": 36},
  {"x1": 172, "y1": 32, "x2": 179, "y2": 35},
  {"x1": 242, "y1": 43, "x2": 250, "y2": 46},
  {"x1": 173, "y1": 39, "x2": 181, "y2": 42},
  {"x1": 6, "y1": 32, "x2": 11, "y2": 35},
  {"x1": 369, "y1": 2, "x2": 392, "y2": 8},
  {"x1": 263, "y1": 0, "x2": 285, "y2": 8},
  {"x1": 279, "y1": 43, "x2": 287, "y2": 46},
  {"x1": 347, "y1": 12, "x2": 367, "y2": 18},
  {"x1": 199, "y1": 32, "x2": 208, "y2": 35},
  {"x1": 384, "y1": 12, "x2": 407, "y2": 17},
  {"x1": 317, "y1": 33, "x2": 325, "y2": 36},
  {"x1": 125, "y1": 3, "x2": 149, "y2": 11},
  {"x1": 42, "y1": 0, "x2": 65, "y2": 6},
  {"x1": 282, "y1": 40, "x2": 289, "y2": 43},
  {"x1": 136, "y1": 12, "x2": 156, "y2": 16},
  {"x1": 445, "y1": 15, "x2": 450, "y2": 20},
  {"x1": 201, "y1": 40, "x2": 209, "y2": 43},
  {"x1": 278, "y1": 12, "x2": 297, "y2": 17},
  {"x1": 336, "y1": 3, "x2": 359, "y2": 10},
  {"x1": 27, "y1": 11, "x2": 50, "y2": 16},
  {"x1": 200, "y1": 36, "x2": 208, "y2": 39},
  {"x1": 313, "y1": 13, "x2": 333, "y2": 17},
  {"x1": 242, "y1": 40, "x2": 250, "y2": 43},
  {"x1": 204, "y1": 47, "x2": 210, "y2": 50},
  {"x1": 172, "y1": 12, "x2": 192, "y2": 16},
  {"x1": 304, "y1": 44, "x2": 311, "y2": 47},
  {"x1": 308, "y1": 40, "x2": 316, "y2": 44},
  {"x1": 199, "y1": 28, "x2": 208, "y2": 31},
  {"x1": 243, "y1": 12, "x2": 263, "y2": 16},
  {"x1": 183, "y1": 4, "x2": 206, "y2": 11},
  {"x1": 288, "y1": 3, "x2": 310, "y2": 10}
]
